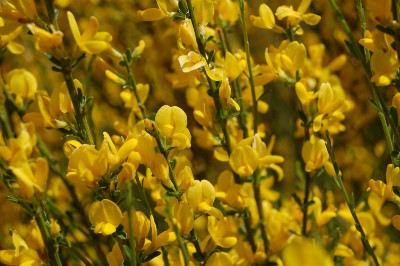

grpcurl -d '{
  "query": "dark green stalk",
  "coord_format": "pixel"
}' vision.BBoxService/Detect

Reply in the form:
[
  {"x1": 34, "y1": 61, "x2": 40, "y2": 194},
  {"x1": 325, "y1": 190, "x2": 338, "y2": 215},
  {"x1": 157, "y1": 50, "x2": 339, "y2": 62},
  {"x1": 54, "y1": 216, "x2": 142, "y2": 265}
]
[
  {"x1": 325, "y1": 131, "x2": 380, "y2": 266},
  {"x1": 328, "y1": 0, "x2": 400, "y2": 154},
  {"x1": 123, "y1": 55, "x2": 147, "y2": 118},
  {"x1": 36, "y1": 211, "x2": 63, "y2": 266},
  {"x1": 61, "y1": 66, "x2": 95, "y2": 145},
  {"x1": 126, "y1": 181, "x2": 138, "y2": 266},
  {"x1": 238, "y1": 0, "x2": 258, "y2": 134},
  {"x1": 44, "y1": 0, "x2": 59, "y2": 30}
]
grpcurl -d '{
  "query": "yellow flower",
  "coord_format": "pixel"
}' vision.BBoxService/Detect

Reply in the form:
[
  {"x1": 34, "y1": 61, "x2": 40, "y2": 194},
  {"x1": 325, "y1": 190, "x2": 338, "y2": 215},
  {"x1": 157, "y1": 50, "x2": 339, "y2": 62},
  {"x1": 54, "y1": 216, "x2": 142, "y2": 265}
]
[
  {"x1": 120, "y1": 83, "x2": 149, "y2": 114},
  {"x1": 295, "y1": 81, "x2": 318, "y2": 105},
  {"x1": 89, "y1": 199, "x2": 122, "y2": 236},
  {"x1": 313, "y1": 82, "x2": 344, "y2": 132},
  {"x1": 192, "y1": 0, "x2": 214, "y2": 25},
  {"x1": 207, "y1": 216, "x2": 237, "y2": 248},
  {"x1": 178, "y1": 19, "x2": 198, "y2": 51},
  {"x1": 106, "y1": 242, "x2": 123, "y2": 266},
  {"x1": 206, "y1": 251, "x2": 232, "y2": 266},
  {"x1": 8, "y1": 156, "x2": 48, "y2": 199},
  {"x1": 26, "y1": 24, "x2": 63, "y2": 54},
  {"x1": 250, "y1": 4, "x2": 284, "y2": 33},
  {"x1": 121, "y1": 210, "x2": 150, "y2": 251},
  {"x1": 144, "y1": 215, "x2": 169, "y2": 255},
  {"x1": 279, "y1": 41, "x2": 306, "y2": 77},
  {"x1": 310, "y1": 196, "x2": 336, "y2": 227},
  {"x1": 50, "y1": 219, "x2": 61, "y2": 237},
  {"x1": 282, "y1": 238, "x2": 333, "y2": 266},
  {"x1": 370, "y1": 51, "x2": 399, "y2": 86},
  {"x1": 215, "y1": 170, "x2": 247, "y2": 209},
  {"x1": 0, "y1": 231, "x2": 42, "y2": 266},
  {"x1": 170, "y1": 198, "x2": 194, "y2": 235},
  {"x1": 215, "y1": 0, "x2": 239, "y2": 25},
  {"x1": 187, "y1": 180, "x2": 223, "y2": 218},
  {"x1": 178, "y1": 51, "x2": 206, "y2": 72},
  {"x1": 66, "y1": 144, "x2": 108, "y2": 186},
  {"x1": 275, "y1": 0, "x2": 321, "y2": 27},
  {"x1": 301, "y1": 135, "x2": 330, "y2": 173},
  {"x1": 229, "y1": 145, "x2": 259, "y2": 178},
  {"x1": 67, "y1": 11, "x2": 112, "y2": 54},
  {"x1": 137, "y1": 0, "x2": 176, "y2": 21},
  {"x1": 155, "y1": 105, "x2": 191, "y2": 150},
  {"x1": 368, "y1": 164, "x2": 400, "y2": 203},
  {"x1": 6, "y1": 68, "x2": 37, "y2": 106}
]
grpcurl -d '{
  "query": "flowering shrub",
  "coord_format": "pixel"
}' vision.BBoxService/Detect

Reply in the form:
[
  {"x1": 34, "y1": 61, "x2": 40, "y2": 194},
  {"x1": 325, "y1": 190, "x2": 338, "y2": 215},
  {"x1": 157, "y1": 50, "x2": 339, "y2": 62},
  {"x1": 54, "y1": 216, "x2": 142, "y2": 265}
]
[{"x1": 0, "y1": 0, "x2": 400, "y2": 265}]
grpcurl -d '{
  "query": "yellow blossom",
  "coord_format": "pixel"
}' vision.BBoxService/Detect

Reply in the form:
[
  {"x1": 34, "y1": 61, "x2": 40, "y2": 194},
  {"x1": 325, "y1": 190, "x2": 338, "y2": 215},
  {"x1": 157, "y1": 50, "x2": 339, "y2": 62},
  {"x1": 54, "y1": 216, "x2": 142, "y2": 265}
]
[
  {"x1": 155, "y1": 105, "x2": 191, "y2": 150},
  {"x1": 313, "y1": 82, "x2": 344, "y2": 132},
  {"x1": 275, "y1": 0, "x2": 321, "y2": 27},
  {"x1": 207, "y1": 216, "x2": 237, "y2": 248},
  {"x1": 206, "y1": 251, "x2": 232, "y2": 266},
  {"x1": 370, "y1": 51, "x2": 399, "y2": 86},
  {"x1": 187, "y1": 180, "x2": 223, "y2": 218},
  {"x1": 121, "y1": 210, "x2": 150, "y2": 251},
  {"x1": 26, "y1": 24, "x2": 63, "y2": 54},
  {"x1": 66, "y1": 144, "x2": 108, "y2": 186},
  {"x1": 192, "y1": 0, "x2": 214, "y2": 25},
  {"x1": 0, "y1": 231, "x2": 42, "y2": 266},
  {"x1": 250, "y1": 4, "x2": 284, "y2": 33},
  {"x1": 6, "y1": 68, "x2": 37, "y2": 106},
  {"x1": 67, "y1": 11, "x2": 112, "y2": 54},
  {"x1": 229, "y1": 145, "x2": 259, "y2": 178},
  {"x1": 89, "y1": 199, "x2": 122, "y2": 236},
  {"x1": 368, "y1": 164, "x2": 400, "y2": 203},
  {"x1": 282, "y1": 239, "x2": 333, "y2": 266},
  {"x1": 302, "y1": 135, "x2": 331, "y2": 173}
]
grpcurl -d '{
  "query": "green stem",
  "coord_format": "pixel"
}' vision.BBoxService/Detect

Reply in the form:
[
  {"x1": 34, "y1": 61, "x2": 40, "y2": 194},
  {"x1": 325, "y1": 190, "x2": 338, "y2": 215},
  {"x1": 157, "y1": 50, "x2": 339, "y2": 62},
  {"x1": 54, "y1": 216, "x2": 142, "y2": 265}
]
[
  {"x1": 70, "y1": 245, "x2": 93, "y2": 266},
  {"x1": 165, "y1": 198, "x2": 190, "y2": 266},
  {"x1": 326, "y1": 131, "x2": 380, "y2": 266},
  {"x1": 154, "y1": 132, "x2": 180, "y2": 194},
  {"x1": 221, "y1": 26, "x2": 248, "y2": 138},
  {"x1": 61, "y1": 65, "x2": 95, "y2": 145},
  {"x1": 123, "y1": 56, "x2": 146, "y2": 118},
  {"x1": 161, "y1": 247, "x2": 170, "y2": 266},
  {"x1": 243, "y1": 209, "x2": 257, "y2": 253},
  {"x1": 239, "y1": 0, "x2": 258, "y2": 134},
  {"x1": 185, "y1": 0, "x2": 231, "y2": 155},
  {"x1": 44, "y1": 0, "x2": 59, "y2": 30},
  {"x1": 36, "y1": 134, "x2": 106, "y2": 264},
  {"x1": 190, "y1": 229, "x2": 205, "y2": 262},
  {"x1": 0, "y1": 105, "x2": 13, "y2": 139},
  {"x1": 252, "y1": 175, "x2": 269, "y2": 254},
  {"x1": 126, "y1": 181, "x2": 138, "y2": 266},
  {"x1": 36, "y1": 210, "x2": 63, "y2": 266},
  {"x1": 328, "y1": 0, "x2": 400, "y2": 152}
]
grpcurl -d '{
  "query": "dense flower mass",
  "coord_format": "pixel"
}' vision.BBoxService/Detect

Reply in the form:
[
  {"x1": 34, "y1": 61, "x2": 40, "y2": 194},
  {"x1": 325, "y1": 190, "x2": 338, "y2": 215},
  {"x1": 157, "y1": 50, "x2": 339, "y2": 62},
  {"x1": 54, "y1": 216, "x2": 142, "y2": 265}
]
[{"x1": 1, "y1": 0, "x2": 400, "y2": 265}]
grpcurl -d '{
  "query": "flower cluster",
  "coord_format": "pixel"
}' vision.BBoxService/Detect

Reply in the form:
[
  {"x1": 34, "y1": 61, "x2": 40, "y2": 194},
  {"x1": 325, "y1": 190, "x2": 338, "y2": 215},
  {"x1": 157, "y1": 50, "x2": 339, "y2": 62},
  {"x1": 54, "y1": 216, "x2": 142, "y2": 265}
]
[{"x1": 0, "y1": 0, "x2": 400, "y2": 265}]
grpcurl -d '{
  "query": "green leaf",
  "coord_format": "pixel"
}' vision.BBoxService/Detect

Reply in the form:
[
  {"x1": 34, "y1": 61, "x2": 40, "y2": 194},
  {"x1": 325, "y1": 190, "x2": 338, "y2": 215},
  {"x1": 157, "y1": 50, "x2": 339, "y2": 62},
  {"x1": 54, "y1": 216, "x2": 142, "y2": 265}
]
[
  {"x1": 142, "y1": 251, "x2": 161, "y2": 262},
  {"x1": 5, "y1": 196, "x2": 19, "y2": 203},
  {"x1": 192, "y1": 252, "x2": 204, "y2": 262},
  {"x1": 292, "y1": 193, "x2": 302, "y2": 207},
  {"x1": 123, "y1": 245, "x2": 132, "y2": 261},
  {"x1": 390, "y1": 105, "x2": 398, "y2": 128}
]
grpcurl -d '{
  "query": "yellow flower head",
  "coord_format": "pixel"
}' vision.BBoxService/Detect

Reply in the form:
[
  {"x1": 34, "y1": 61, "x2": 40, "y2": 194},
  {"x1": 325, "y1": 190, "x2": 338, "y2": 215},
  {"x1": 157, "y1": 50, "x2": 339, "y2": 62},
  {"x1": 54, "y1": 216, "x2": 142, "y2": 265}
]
[
  {"x1": 370, "y1": 51, "x2": 399, "y2": 86},
  {"x1": 275, "y1": 0, "x2": 321, "y2": 28},
  {"x1": 187, "y1": 180, "x2": 223, "y2": 218},
  {"x1": 89, "y1": 199, "x2": 122, "y2": 236},
  {"x1": 155, "y1": 105, "x2": 191, "y2": 150},
  {"x1": 302, "y1": 135, "x2": 329, "y2": 172},
  {"x1": 67, "y1": 11, "x2": 112, "y2": 54},
  {"x1": 121, "y1": 210, "x2": 150, "y2": 251},
  {"x1": 208, "y1": 216, "x2": 237, "y2": 248},
  {"x1": 66, "y1": 144, "x2": 108, "y2": 186},
  {"x1": 6, "y1": 68, "x2": 37, "y2": 106},
  {"x1": 229, "y1": 145, "x2": 259, "y2": 178}
]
